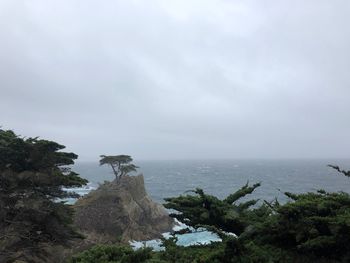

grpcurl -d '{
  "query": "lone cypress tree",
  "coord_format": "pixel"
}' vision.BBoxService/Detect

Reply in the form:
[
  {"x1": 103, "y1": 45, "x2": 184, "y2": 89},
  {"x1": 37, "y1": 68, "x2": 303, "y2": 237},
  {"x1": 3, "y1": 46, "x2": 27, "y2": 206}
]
[{"x1": 99, "y1": 155, "x2": 139, "y2": 180}]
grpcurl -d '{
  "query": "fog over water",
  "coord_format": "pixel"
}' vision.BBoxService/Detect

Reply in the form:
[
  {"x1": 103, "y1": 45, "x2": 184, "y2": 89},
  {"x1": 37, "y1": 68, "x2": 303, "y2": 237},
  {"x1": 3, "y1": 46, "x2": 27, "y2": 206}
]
[{"x1": 1, "y1": 1, "x2": 350, "y2": 160}]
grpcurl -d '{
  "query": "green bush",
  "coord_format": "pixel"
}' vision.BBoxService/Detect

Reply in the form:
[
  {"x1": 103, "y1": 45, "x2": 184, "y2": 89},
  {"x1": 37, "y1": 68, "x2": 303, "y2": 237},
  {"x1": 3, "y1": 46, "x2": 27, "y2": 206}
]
[{"x1": 70, "y1": 245, "x2": 153, "y2": 263}]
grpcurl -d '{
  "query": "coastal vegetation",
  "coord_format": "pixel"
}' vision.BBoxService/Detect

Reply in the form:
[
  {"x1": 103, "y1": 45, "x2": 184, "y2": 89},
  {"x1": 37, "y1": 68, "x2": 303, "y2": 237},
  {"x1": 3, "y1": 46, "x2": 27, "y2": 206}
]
[{"x1": 0, "y1": 128, "x2": 88, "y2": 262}]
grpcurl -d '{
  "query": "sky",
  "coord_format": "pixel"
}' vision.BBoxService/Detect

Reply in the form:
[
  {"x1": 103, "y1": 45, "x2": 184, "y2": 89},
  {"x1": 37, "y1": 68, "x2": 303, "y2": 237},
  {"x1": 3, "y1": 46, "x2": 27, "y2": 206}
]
[{"x1": 0, "y1": 0, "x2": 350, "y2": 161}]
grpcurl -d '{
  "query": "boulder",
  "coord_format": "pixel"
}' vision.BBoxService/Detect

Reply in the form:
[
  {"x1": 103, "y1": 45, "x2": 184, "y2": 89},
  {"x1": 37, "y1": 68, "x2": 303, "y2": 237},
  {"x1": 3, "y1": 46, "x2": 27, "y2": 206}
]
[{"x1": 73, "y1": 174, "x2": 174, "y2": 244}]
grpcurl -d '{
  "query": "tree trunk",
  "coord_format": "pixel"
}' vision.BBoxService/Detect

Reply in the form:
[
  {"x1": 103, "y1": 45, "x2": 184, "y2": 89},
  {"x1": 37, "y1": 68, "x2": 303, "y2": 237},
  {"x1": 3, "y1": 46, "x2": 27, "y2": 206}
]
[{"x1": 109, "y1": 164, "x2": 118, "y2": 179}]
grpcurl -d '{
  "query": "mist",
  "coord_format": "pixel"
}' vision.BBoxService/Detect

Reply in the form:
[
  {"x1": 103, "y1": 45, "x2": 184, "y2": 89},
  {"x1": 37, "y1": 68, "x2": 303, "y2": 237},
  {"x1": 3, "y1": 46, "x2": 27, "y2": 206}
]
[{"x1": 1, "y1": 0, "x2": 349, "y2": 161}]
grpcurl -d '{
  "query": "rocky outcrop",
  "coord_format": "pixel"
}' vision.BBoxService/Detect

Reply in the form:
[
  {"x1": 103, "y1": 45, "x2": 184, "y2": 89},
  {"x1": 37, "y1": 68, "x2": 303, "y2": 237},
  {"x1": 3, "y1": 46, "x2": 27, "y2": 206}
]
[{"x1": 73, "y1": 174, "x2": 174, "y2": 244}]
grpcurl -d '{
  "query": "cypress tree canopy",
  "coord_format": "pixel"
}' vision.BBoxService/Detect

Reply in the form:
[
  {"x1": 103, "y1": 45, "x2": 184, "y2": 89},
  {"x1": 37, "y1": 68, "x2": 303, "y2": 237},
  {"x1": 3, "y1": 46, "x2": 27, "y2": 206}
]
[
  {"x1": 99, "y1": 154, "x2": 139, "y2": 180},
  {"x1": 0, "y1": 128, "x2": 88, "y2": 262}
]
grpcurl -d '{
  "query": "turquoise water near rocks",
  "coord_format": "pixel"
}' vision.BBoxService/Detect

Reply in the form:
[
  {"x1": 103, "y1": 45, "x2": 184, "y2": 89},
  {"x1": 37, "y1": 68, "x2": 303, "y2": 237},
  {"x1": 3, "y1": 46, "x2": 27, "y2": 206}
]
[{"x1": 130, "y1": 220, "x2": 223, "y2": 251}]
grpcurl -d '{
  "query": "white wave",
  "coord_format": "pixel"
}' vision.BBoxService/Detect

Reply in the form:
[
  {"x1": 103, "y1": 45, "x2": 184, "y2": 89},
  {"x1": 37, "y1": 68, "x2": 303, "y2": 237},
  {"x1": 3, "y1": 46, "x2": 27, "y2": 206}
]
[
  {"x1": 172, "y1": 218, "x2": 188, "y2": 231},
  {"x1": 63, "y1": 182, "x2": 96, "y2": 196},
  {"x1": 130, "y1": 219, "x2": 223, "y2": 251},
  {"x1": 57, "y1": 183, "x2": 96, "y2": 204}
]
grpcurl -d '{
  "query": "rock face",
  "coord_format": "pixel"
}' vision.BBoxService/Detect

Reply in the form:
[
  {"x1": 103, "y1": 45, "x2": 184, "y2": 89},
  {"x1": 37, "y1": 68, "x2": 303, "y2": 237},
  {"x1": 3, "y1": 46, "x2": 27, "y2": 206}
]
[{"x1": 73, "y1": 174, "x2": 174, "y2": 244}]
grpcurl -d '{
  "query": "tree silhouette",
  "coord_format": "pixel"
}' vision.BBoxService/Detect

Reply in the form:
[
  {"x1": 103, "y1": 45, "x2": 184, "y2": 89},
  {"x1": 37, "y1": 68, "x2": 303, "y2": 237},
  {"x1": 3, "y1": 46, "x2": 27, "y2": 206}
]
[
  {"x1": 0, "y1": 128, "x2": 87, "y2": 262},
  {"x1": 99, "y1": 155, "x2": 139, "y2": 180},
  {"x1": 328, "y1": 164, "x2": 350, "y2": 178}
]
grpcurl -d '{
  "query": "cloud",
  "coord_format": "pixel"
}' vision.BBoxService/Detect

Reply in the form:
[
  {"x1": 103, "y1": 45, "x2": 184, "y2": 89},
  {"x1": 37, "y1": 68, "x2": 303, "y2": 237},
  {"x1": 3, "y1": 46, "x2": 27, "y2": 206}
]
[{"x1": 0, "y1": 0, "x2": 349, "y2": 160}]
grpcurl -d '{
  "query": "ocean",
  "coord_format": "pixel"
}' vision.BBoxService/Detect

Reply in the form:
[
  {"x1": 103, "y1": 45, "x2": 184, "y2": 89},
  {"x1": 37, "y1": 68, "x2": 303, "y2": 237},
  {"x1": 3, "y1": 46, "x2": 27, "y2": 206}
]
[{"x1": 73, "y1": 159, "x2": 350, "y2": 204}]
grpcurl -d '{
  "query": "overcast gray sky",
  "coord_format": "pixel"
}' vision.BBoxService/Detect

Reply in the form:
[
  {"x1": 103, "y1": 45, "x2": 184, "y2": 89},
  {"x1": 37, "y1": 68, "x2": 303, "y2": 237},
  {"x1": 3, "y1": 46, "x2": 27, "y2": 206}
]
[{"x1": 1, "y1": 0, "x2": 349, "y2": 161}]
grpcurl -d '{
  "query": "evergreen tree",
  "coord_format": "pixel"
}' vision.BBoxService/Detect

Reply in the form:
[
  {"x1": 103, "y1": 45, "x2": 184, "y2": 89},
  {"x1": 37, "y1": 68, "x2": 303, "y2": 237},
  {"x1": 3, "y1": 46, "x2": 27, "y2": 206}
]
[
  {"x1": 99, "y1": 155, "x2": 139, "y2": 180},
  {"x1": 0, "y1": 129, "x2": 88, "y2": 262},
  {"x1": 164, "y1": 182, "x2": 261, "y2": 235}
]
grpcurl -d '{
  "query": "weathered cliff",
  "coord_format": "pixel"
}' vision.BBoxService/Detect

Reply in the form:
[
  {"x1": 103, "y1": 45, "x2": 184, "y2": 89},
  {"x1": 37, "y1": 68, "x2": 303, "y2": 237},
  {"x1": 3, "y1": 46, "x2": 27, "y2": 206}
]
[{"x1": 73, "y1": 174, "x2": 174, "y2": 244}]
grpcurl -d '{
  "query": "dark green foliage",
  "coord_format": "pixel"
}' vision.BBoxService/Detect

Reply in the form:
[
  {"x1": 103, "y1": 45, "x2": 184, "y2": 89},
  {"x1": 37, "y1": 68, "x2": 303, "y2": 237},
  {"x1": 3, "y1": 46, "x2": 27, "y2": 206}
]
[
  {"x1": 71, "y1": 242, "x2": 227, "y2": 263},
  {"x1": 0, "y1": 128, "x2": 87, "y2": 262},
  {"x1": 328, "y1": 164, "x2": 350, "y2": 178},
  {"x1": 164, "y1": 179, "x2": 350, "y2": 262},
  {"x1": 156, "y1": 237, "x2": 226, "y2": 263},
  {"x1": 164, "y1": 183, "x2": 261, "y2": 235},
  {"x1": 99, "y1": 155, "x2": 139, "y2": 180},
  {"x1": 251, "y1": 190, "x2": 350, "y2": 261},
  {"x1": 0, "y1": 130, "x2": 78, "y2": 173},
  {"x1": 224, "y1": 182, "x2": 261, "y2": 204},
  {"x1": 70, "y1": 245, "x2": 153, "y2": 263}
]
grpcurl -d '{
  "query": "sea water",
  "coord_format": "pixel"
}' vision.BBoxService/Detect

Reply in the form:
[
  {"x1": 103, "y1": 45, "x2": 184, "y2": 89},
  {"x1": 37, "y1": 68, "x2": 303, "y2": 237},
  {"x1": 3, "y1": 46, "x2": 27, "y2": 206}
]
[
  {"x1": 68, "y1": 159, "x2": 350, "y2": 248},
  {"x1": 73, "y1": 159, "x2": 350, "y2": 204}
]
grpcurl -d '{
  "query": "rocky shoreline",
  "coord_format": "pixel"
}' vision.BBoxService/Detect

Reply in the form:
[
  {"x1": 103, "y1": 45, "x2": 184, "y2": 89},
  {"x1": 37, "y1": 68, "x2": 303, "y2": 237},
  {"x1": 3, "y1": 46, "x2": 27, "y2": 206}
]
[{"x1": 73, "y1": 174, "x2": 174, "y2": 246}]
